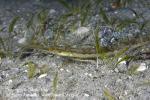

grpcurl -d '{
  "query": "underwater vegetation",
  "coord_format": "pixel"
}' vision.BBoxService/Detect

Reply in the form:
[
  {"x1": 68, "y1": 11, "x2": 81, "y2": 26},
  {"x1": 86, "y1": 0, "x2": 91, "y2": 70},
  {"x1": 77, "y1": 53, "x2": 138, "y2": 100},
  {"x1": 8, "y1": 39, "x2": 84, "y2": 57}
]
[
  {"x1": 0, "y1": 0, "x2": 149, "y2": 65},
  {"x1": 0, "y1": 1, "x2": 149, "y2": 99},
  {"x1": 0, "y1": 1, "x2": 149, "y2": 64},
  {"x1": 0, "y1": 0, "x2": 149, "y2": 62}
]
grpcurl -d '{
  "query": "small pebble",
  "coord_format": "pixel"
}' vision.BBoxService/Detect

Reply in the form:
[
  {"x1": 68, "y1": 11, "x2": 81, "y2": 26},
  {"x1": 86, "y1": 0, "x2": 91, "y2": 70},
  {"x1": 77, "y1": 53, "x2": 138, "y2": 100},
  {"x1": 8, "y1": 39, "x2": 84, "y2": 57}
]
[
  {"x1": 49, "y1": 9, "x2": 56, "y2": 14},
  {"x1": 118, "y1": 58, "x2": 126, "y2": 65},
  {"x1": 136, "y1": 63, "x2": 147, "y2": 72},
  {"x1": 8, "y1": 80, "x2": 12, "y2": 84},
  {"x1": 132, "y1": 13, "x2": 136, "y2": 17},
  {"x1": 124, "y1": 90, "x2": 128, "y2": 95},
  {"x1": 88, "y1": 73, "x2": 92, "y2": 77},
  {"x1": 44, "y1": 29, "x2": 53, "y2": 39},
  {"x1": 114, "y1": 68, "x2": 119, "y2": 73},
  {"x1": 116, "y1": 79, "x2": 122, "y2": 83},
  {"x1": 0, "y1": 57, "x2": 1, "y2": 63},
  {"x1": 84, "y1": 93, "x2": 89, "y2": 97},
  {"x1": 17, "y1": 9, "x2": 20, "y2": 13},
  {"x1": 38, "y1": 73, "x2": 47, "y2": 79},
  {"x1": 114, "y1": 11, "x2": 118, "y2": 14},
  {"x1": 74, "y1": 27, "x2": 90, "y2": 35},
  {"x1": 60, "y1": 68, "x2": 64, "y2": 71},
  {"x1": 24, "y1": 70, "x2": 28, "y2": 73},
  {"x1": 117, "y1": 58, "x2": 127, "y2": 72},
  {"x1": 84, "y1": 72, "x2": 88, "y2": 76},
  {"x1": 66, "y1": 69, "x2": 70, "y2": 73},
  {"x1": 18, "y1": 37, "x2": 27, "y2": 44}
]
